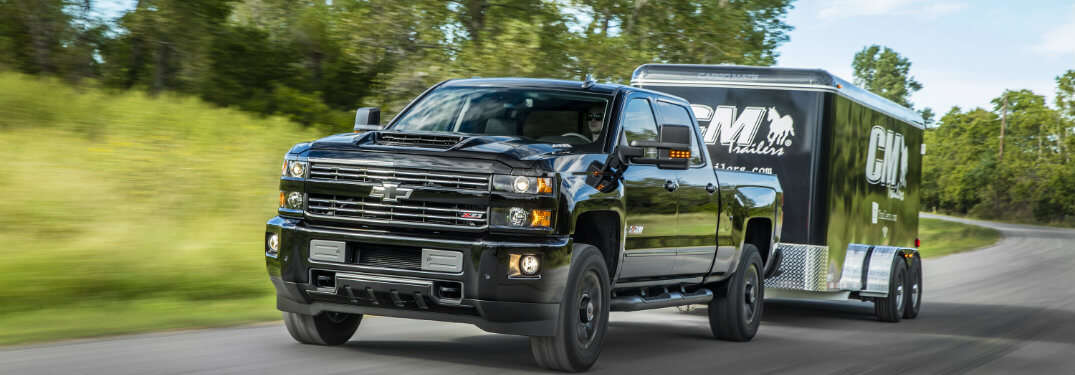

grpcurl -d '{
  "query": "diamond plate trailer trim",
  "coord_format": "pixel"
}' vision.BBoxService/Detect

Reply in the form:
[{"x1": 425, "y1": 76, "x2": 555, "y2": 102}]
[{"x1": 765, "y1": 243, "x2": 829, "y2": 291}]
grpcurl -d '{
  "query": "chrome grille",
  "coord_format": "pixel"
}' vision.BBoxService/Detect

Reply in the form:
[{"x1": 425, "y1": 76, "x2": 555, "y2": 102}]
[
  {"x1": 307, "y1": 194, "x2": 488, "y2": 228},
  {"x1": 309, "y1": 162, "x2": 490, "y2": 191}
]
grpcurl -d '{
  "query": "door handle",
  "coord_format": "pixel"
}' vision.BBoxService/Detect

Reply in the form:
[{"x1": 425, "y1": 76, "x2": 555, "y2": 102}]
[
  {"x1": 664, "y1": 180, "x2": 679, "y2": 192},
  {"x1": 706, "y1": 182, "x2": 717, "y2": 194}
]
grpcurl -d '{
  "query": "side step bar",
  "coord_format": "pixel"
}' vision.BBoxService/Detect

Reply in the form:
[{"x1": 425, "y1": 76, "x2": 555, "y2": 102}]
[{"x1": 610, "y1": 288, "x2": 713, "y2": 312}]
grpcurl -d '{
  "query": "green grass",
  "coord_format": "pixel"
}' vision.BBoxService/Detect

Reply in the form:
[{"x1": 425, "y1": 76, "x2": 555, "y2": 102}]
[
  {"x1": 917, "y1": 217, "x2": 1002, "y2": 258},
  {"x1": 0, "y1": 72, "x2": 325, "y2": 346}
]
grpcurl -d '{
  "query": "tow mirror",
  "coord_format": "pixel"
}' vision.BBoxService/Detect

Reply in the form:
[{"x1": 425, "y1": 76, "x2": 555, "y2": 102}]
[
  {"x1": 354, "y1": 107, "x2": 383, "y2": 132},
  {"x1": 619, "y1": 124, "x2": 692, "y2": 170}
]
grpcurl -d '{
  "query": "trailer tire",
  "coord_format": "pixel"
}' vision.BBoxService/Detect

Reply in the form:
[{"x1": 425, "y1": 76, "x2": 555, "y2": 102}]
[
  {"x1": 903, "y1": 255, "x2": 922, "y2": 319},
  {"x1": 874, "y1": 258, "x2": 907, "y2": 323},
  {"x1": 530, "y1": 244, "x2": 609, "y2": 372},
  {"x1": 709, "y1": 244, "x2": 764, "y2": 341},
  {"x1": 282, "y1": 311, "x2": 362, "y2": 346}
]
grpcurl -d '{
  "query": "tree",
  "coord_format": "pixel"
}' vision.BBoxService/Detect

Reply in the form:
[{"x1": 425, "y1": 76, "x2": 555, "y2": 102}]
[
  {"x1": 852, "y1": 45, "x2": 922, "y2": 108},
  {"x1": 570, "y1": 0, "x2": 793, "y2": 82},
  {"x1": 1057, "y1": 70, "x2": 1075, "y2": 119}
]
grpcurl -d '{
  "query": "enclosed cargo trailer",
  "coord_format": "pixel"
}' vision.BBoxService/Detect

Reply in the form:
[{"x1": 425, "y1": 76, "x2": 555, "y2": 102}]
[{"x1": 632, "y1": 64, "x2": 924, "y2": 321}]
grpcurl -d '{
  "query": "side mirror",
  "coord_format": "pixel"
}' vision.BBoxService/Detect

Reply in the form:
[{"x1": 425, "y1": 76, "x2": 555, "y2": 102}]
[
  {"x1": 354, "y1": 107, "x2": 382, "y2": 132},
  {"x1": 618, "y1": 124, "x2": 692, "y2": 170}
]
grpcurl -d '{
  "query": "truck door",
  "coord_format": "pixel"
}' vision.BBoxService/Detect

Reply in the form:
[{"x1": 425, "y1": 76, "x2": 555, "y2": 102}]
[
  {"x1": 618, "y1": 96, "x2": 679, "y2": 278},
  {"x1": 654, "y1": 100, "x2": 720, "y2": 275}
]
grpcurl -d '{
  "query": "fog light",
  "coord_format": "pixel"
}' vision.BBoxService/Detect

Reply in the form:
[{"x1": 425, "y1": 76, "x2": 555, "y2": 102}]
[
  {"x1": 508, "y1": 207, "x2": 528, "y2": 226},
  {"x1": 267, "y1": 233, "x2": 279, "y2": 252},
  {"x1": 520, "y1": 255, "x2": 540, "y2": 276},
  {"x1": 513, "y1": 176, "x2": 530, "y2": 193},
  {"x1": 287, "y1": 192, "x2": 304, "y2": 209}
]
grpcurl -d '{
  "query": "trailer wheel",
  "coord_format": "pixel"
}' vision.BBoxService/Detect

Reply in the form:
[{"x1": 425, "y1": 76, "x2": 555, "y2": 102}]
[
  {"x1": 283, "y1": 311, "x2": 362, "y2": 346},
  {"x1": 530, "y1": 244, "x2": 610, "y2": 372},
  {"x1": 903, "y1": 255, "x2": 922, "y2": 319},
  {"x1": 709, "y1": 244, "x2": 764, "y2": 341},
  {"x1": 873, "y1": 258, "x2": 907, "y2": 323}
]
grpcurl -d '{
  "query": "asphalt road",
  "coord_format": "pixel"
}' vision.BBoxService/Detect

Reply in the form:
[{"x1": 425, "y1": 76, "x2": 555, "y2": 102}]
[{"x1": 3, "y1": 215, "x2": 1074, "y2": 374}]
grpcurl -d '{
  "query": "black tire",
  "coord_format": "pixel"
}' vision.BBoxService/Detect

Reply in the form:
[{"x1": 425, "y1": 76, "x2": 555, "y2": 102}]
[
  {"x1": 282, "y1": 311, "x2": 362, "y2": 346},
  {"x1": 530, "y1": 244, "x2": 610, "y2": 372},
  {"x1": 874, "y1": 257, "x2": 907, "y2": 323},
  {"x1": 903, "y1": 255, "x2": 922, "y2": 319},
  {"x1": 709, "y1": 244, "x2": 764, "y2": 342}
]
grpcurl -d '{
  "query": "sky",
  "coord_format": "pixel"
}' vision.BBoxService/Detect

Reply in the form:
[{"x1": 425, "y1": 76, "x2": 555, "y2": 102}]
[{"x1": 776, "y1": 0, "x2": 1075, "y2": 115}]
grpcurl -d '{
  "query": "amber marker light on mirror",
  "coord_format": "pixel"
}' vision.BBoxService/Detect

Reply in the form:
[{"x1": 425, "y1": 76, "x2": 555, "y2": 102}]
[
  {"x1": 669, "y1": 150, "x2": 691, "y2": 158},
  {"x1": 531, "y1": 210, "x2": 552, "y2": 227}
]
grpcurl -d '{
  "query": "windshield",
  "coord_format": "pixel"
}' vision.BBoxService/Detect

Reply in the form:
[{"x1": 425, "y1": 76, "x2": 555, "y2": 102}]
[{"x1": 390, "y1": 87, "x2": 611, "y2": 149}]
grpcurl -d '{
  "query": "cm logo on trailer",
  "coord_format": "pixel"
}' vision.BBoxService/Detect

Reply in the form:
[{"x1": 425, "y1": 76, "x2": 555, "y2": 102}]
[
  {"x1": 691, "y1": 104, "x2": 796, "y2": 156},
  {"x1": 865, "y1": 125, "x2": 908, "y2": 200}
]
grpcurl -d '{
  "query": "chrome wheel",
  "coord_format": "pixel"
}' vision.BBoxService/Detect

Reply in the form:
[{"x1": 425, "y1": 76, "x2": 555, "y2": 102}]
[{"x1": 895, "y1": 273, "x2": 906, "y2": 312}]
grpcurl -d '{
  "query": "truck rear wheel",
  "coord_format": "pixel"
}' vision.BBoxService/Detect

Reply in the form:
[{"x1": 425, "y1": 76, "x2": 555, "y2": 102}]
[
  {"x1": 282, "y1": 311, "x2": 362, "y2": 346},
  {"x1": 709, "y1": 244, "x2": 764, "y2": 341},
  {"x1": 903, "y1": 255, "x2": 922, "y2": 319},
  {"x1": 530, "y1": 244, "x2": 609, "y2": 372},
  {"x1": 873, "y1": 258, "x2": 907, "y2": 322}
]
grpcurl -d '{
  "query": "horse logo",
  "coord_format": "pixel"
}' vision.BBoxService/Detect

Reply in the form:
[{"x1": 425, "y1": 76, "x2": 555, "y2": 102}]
[{"x1": 766, "y1": 107, "x2": 795, "y2": 147}]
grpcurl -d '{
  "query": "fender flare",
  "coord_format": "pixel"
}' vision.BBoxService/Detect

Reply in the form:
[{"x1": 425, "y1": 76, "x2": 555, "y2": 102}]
[{"x1": 838, "y1": 244, "x2": 919, "y2": 297}]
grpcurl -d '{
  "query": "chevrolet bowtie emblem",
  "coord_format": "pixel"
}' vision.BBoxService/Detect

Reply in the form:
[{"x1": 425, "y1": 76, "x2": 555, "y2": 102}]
[{"x1": 370, "y1": 182, "x2": 413, "y2": 202}]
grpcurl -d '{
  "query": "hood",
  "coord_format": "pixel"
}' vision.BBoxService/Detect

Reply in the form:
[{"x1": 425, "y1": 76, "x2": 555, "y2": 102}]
[{"x1": 307, "y1": 131, "x2": 576, "y2": 169}]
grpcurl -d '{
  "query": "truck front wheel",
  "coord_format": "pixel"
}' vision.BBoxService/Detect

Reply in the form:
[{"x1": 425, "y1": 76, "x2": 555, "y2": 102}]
[
  {"x1": 709, "y1": 244, "x2": 764, "y2": 341},
  {"x1": 282, "y1": 311, "x2": 362, "y2": 346},
  {"x1": 530, "y1": 244, "x2": 610, "y2": 372}
]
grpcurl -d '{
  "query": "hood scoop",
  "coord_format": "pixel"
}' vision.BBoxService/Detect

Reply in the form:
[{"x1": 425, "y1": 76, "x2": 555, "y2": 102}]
[{"x1": 376, "y1": 132, "x2": 465, "y2": 149}]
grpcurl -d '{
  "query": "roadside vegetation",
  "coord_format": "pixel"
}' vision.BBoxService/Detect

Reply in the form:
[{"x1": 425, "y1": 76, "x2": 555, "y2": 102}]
[
  {"x1": 0, "y1": 73, "x2": 325, "y2": 345},
  {"x1": 916, "y1": 217, "x2": 1001, "y2": 258}
]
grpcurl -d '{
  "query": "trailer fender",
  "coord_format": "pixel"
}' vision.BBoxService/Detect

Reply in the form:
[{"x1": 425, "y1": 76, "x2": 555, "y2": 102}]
[{"x1": 837, "y1": 244, "x2": 918, "y2": 297}]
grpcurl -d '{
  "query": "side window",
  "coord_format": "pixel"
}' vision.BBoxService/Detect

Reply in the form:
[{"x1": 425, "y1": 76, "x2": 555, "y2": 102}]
[
  {"x1": 622, "y1": 98, "x2": 659, "y2": 143},
  {"x1": 658, "y1": 101, "x2": 704, "y2": 166}
]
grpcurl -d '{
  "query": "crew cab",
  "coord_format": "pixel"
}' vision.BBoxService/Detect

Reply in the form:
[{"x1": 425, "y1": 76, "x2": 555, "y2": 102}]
[{"x1": 265, "y1": 77, "x2": 782, "y2": 372}]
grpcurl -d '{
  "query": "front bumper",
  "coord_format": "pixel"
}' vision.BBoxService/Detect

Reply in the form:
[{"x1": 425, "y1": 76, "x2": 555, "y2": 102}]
[{"x1": 265, "y1": 216, "x2": 573, "y2": 337}]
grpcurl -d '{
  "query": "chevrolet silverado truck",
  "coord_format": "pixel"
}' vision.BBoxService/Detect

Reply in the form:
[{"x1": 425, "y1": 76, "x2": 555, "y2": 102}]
[{"x1": 265, "y1": 77, "x2": 783, "y2": 372}]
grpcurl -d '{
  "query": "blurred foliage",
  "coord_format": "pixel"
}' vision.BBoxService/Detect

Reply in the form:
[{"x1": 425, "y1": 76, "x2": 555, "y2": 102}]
[
  {"x1": 921, "y1": 75, "x2": 1075, "y2": 225},
  {"x1": 0, "y1": 0, "x2": 794, "y2": 128},
  {"x1": 0, "y1": 72, "x2": 323, "y2": 343}
]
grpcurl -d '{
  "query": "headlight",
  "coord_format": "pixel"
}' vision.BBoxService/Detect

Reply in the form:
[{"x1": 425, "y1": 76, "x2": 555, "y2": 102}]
[
  {"x1": 492, "y1": 207, "x2": 552, "y2": 229},
  {"x1": 493, "y1": 175, "x2": 553, "y2": 195},
  {"x1": 283, "y1": 160, "x2": 307, "y2": 178},
  {"x1": 284, "y1": 191, "x2": 304, "y2": 209}
]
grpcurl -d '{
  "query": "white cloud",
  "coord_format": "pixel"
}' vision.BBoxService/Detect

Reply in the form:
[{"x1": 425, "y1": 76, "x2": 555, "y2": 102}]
[
  {"x1": 817, "y1": 0, "x2": 968, "y2": 20},
  {"x1": 1030, "y1": 13, "x2": 1075, "y2": 56}
]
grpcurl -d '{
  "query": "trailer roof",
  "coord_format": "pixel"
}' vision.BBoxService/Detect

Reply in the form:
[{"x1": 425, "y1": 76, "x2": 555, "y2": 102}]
[{"x1": 632, "y1": 64, "x2": 925, "y2": 129}]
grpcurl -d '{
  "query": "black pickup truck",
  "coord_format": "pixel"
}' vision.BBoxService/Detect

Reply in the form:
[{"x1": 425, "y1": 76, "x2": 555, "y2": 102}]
[{"x1": 265, "y1": 77, "x2": 783, "y2": 372}]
